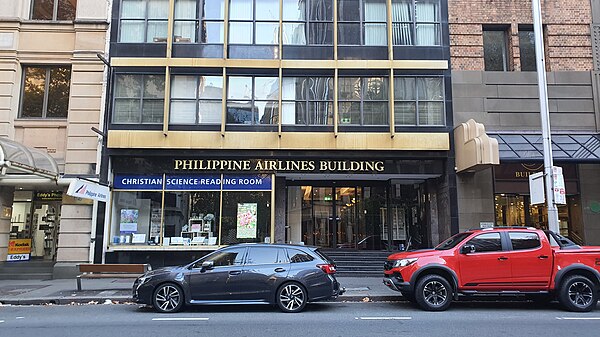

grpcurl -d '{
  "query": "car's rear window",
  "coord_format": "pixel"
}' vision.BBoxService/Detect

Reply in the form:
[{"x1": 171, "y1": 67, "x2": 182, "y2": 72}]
[
  {"x1": 314, "y1": 249, "x2": 334, "y2": 264},
  {"x1": 287, "y1": 249, "x2": 315, "y2": 263}
]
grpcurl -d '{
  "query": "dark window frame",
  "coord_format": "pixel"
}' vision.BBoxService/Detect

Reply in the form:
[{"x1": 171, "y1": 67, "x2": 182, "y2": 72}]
[
  {"x1": 338, "y1": 76, "x2": 389, "y2": 126},
  {"x1": 19, "y1": 65, "x2": 71, "y2": 119},
  {"x1": 338, "y1": 0, "x2": 388, "y2": 46},
  {"x1": 393, "y1": 75, "x2": 445, "y2": 126},
  {"x1": 173, "y1": 0, "x2": 225, "y2": 44},
  {"x1": 119, "y1": 0, "x2": 169, "y2": 43},
  {"x1": 229, "y1": 0, "x2": 280, "y2": 45},
  {"x1": 226, "y1": 75, "x2": 279, "y2": 125},
  {"x1": 281, "y1": 76, "x2": 334, "y2": 126},
  {"x1": 112, "y1": 73, "x2": 165, "y2": 124},
  {"x1": 391, "y1": 0, "x2": 441, "y2": 46},
  {"x1": 169, "y1": 74, "x2": 223, "y2": 125},
  {"x1": 483, "y1": 25, "x2": 510, "y2": 71},
  {"x1": 282, "y1": 0, "x2": 334, "y2": 46},
  {"x1": 30, "y1": 0, "x2": 77, "y2": 21}
]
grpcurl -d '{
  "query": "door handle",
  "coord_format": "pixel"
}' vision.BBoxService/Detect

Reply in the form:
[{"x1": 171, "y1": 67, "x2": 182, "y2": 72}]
[
  {"x1": 229, "y1": 270, "x2": 241, "y2": 275},
  {"x1": 538, "y1": 255, "x2": 549, "y2": 259},
  {"x1": 498, "y1": 257, "x2": 508, "y2": 261},
  {"x1": 274, "y1": 268, "x2": 286, "y2": 273}
]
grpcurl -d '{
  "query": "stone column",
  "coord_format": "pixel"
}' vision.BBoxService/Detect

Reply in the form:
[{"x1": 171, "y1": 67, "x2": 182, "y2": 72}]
[{"x1": 0, "y1": 187, "x2": 15, "y2": 261}]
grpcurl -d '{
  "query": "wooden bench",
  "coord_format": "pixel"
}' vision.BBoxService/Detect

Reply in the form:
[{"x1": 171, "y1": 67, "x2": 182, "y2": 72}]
[{"x1": 76, "y1": 264, "x2": 150, "y2": 291}]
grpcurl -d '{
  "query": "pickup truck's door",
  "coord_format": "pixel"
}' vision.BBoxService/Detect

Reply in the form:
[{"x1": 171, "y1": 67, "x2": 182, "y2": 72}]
[
  {"x1": 506, "y1": 232, "x2": 552, "y2": 289},
  {"x1": 458, "y1": 232, "x2": 512, "y2": 290}
]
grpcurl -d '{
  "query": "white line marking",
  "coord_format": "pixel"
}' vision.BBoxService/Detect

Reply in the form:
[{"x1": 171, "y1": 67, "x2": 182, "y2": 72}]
[
  {"x1": 152, "y1": 317, "x2": 209, "y2": 321},
  {"x1": 355, "y1": 317, "x2": 412, "y2": 320},
  {"x1": 0, "y1": 320, "x2": 4, "y2": 323},
  {"x1": 556, "y1": 317, "x2": 600, "y2": 320},
  {"x1": 16, "y1": 317, "x2": 24, "y2": 319}
]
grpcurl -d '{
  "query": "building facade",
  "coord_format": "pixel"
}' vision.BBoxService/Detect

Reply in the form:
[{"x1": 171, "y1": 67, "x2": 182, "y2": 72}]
[
  {"x1": 450, "y1": 0, "x2": 600, "y2": 244},
  {"x1": 101, "y1": 0, "x2": 457, "y2": 266},
  {"x1": 0, "y1": 1, "x2": 109, "y2": 277}
]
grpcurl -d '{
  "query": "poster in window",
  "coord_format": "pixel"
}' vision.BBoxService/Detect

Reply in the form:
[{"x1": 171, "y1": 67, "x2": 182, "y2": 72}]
[
  {"x1": 120, "y1": 209, "x2": 139, "y2": 233},
  {"x1": 236, "y1": 203, "x2": 257, "y2": 239},
  {"x1": 150, "y1": 209, "x2": 161, "y2": 237}
]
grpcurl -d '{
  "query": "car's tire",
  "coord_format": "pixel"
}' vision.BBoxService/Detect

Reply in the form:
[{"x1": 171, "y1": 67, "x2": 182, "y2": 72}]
[
  {"x1": 558, "y1": 275, "x2": 598, "y2": 312},
  {"x1": 153, "y1": 283, "x2": 184, "y2": 313},
  {"x1": 414, "y1": 274, "x2": 453, "y2": 311},
  {"x1": 276, "y1": 282, "x2": 307, "y2": 313}
]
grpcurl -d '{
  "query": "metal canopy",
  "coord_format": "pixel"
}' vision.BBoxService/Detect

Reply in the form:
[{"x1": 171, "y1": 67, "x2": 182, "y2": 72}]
[
  {"x1": 490, "y1": 133, "x2": 600, "y2": 162},
  {"x1": 0, "y1": 138, "x2": 59, "y2": 180}
]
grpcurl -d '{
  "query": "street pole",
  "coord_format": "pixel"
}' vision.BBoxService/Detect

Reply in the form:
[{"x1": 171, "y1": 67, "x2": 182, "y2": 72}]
[{"x1": 531, "y1": 0, "x2": 560, "y2": 233}]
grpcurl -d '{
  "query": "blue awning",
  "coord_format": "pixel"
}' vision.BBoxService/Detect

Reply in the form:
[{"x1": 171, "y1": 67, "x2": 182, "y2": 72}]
[{"x1": 489, "y1": 133, "x2": 600, "y2": 162}]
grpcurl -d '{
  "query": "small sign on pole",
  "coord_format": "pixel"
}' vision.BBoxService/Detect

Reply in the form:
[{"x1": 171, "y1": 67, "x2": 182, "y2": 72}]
[
  {"x1": 529, "y1": 171, "x2": 545, "y2": 205},
  {"x1": 67, "y1": 178, "x2": 110, "y2": 202},
  {"x1": 553, "y1": 166, "x2": 566, "y2": 205}
]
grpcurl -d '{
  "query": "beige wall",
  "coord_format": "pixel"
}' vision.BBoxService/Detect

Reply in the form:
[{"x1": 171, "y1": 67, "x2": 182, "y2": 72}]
[{"x1": 0, "y1": 0, "x2": 108, "y2": 267}]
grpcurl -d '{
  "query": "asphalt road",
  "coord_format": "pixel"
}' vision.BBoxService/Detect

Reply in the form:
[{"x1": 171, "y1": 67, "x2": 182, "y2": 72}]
[{"x1": 1, "y1": 300, "x2": 599, "y2": 337}]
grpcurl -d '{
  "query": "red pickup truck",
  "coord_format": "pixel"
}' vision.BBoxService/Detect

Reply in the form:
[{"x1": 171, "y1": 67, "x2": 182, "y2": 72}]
[{"x1": 383, "y1": 227, "x2": 600, "y2": 312}]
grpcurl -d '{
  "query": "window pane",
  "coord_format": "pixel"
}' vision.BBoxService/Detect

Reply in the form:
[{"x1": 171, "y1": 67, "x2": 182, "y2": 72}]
[
  {"x1": 281, "y1": 77, "x2": 301, "y2": 100},
  {"x1": 256, "y1": 0, "x2": 279, "y2": 20},
  {"x1": 46, "y1": 67, "x2": 71, "y2": 118},
  {"x1": 144, "y1": 75, "x2": 165, "y2": 98},
  {"x1": 363, "y1": 102, "x2": 388, "y2": 125},
  {"x1": 122, "y1": 0, "x2": 146, "y2": 19},
  {"x1": 418, "y1": 101, "x2": 444, "y2": 125},
  {"x1": 199, "y1": 76, "x2": 223, "y2": 99},
  {"x1": 230, "y1": 0, "x2": 253, "y2": 20},
  {"x1": 220, "y1": 191, "x2": 271, "y2": 244},
  {"x1": 57, "y1": 0, "x2": 77, "y2": 20},
  {"x1": 174, "y1": 21, "x2": 196, "y2": 43},
  {"x1": 337, "y1": 0, "x2": 360, "y2": 21},
  {"x1": 246, "y1": 247, "x2": 278, "y2": 264},
  {"x1": 148, "y1": 0, "x2": 169, "y2": 19},
  {"x1": 142, "y1": 99, "x2": 164, "y2": 123},
  {"x1": 365, "y1": 0, "x2": 387, "y2": 22},
  {"x1": 113, "y1": 99, "x2": 141, "y2": 123},
  {"x1": 365, "y1": 23, "x2": 387, "y2": 46},
  {"x1": 203, "y1": 0, "x2": 225, "y2": 19},
  {"x1": 281, "y1": 101, "x2": 299, "y2": 125},
  {"x1": 229, "y1": 22, "x2": 253, "y2": 44},
  {"x1": 338, "y1": 77, "x2": 361, "y2": 100},
  {"x1": 338, "y1": 101, "x2": 360, "y2": 124},
  {"x1": 519, "y1": 30, "x2": 537, "y2": 71},
  {"x1": 394, "y1": 77, "x2": 416, "y2": 100},
  {"x1": 309, "y1": 22, "x2": 333, "y2": 44},
  {"x1": 467, "y1": 233, "x2": 502, "y2": 253},
  {"x1": 283, "y1": 0, "x2": 306, "y2": 21},
  {"x1": 32, "y1": 0, "x2": 55, "y2": 20},
  {"x1": 115, "y1": 74, "x2": 142, "y2": 98},
  {"x1": 415, "y1": 0, "x2": 440, "y2": 22},
  {"x1": 255, "y1": 77, "x2": 279, "y2": 100},
  {"x1": 21, "y1": 67, "x2": 46, "y2": 118},
  {"x1": 308, "y1": 77, "x2": 333, "y2": 100},
  {"x1": 170, "y1": 100, "x2": 196, "y2": 124},
  {"x1": 171, "y1": 76, "x2": 197, "y2": 99},
  {"x1": 256, "y1": 23, "x2": 280, "y2": 44},
  {"x1": 509, "y1": 232, "x2": 541, "y2": 250},
  {"x1": 147, "y1": 20, "x2": 168, "y2": 42},
  {"x1": 203, "y1": 22, "x2": 224, "y2": 43},
  {"x1": 175, "y1": 0, "x2": 196, "y2": 19},
  {"x1": 364, "y1": 77, "x2": 388, "y2": 101},
  {"x1": 288, "y1": 249, "x2": 314, "y2": 263},
  {"x1": 198, "y1": 101, "x2": 222, "y2": 124},
  {"x1": 392, "y1": 23, "x2": 413, "y2": 45},
  {"x1": 416, "y1": 23, "x2": 439, "y2": 45},
  {"x1": 257, "y1": 100, "x2": 278, "y2": 124},
  {"x1": 484, "y1": 30, "x2": 508, "y2": 71},
  {"x1": 392, "y1": 0, "x2": 413, "y2": 22},
  {"x1": 417, "y1": 77, "x2": 443, "y2": 101},
  {"x1": 120, "y1": 21, "x2": 145, "y2": 43},
  {"x1": 227, "y1": 100, "x2": 254, "y2": 124},
  {"x1": 309, "y1": 0, "x2": 333, "y2": 21},
  {"x1": 394, "y1": 101, "x2": 416, "y2": 125},
  {"x1": 228, "y1": 77, "x2": 252, "y2": 99},
  {"x1": 338, "y1": 23, "x2": 361, "y2": 45},
  {"x1": 110, "y1": 191, "x2": 162, "y2": 246},
  {"x1": 308, "y1": 102, "x2": 333, "y2": 125},
  {"x1": 283, "y1": 23, "x2": 307, "y2": 45},
  {"x1": 210, "y1": 248, "x2": 246, "y2": 266}
]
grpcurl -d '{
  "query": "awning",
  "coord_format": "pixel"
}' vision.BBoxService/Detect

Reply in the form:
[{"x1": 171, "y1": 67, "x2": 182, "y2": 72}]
[
  {"x1": 490, "y1": 133, "x2": 600, "y2": 162},
  {"x1": 0, "y1": 138, "x2": 59, "y2": 180}
]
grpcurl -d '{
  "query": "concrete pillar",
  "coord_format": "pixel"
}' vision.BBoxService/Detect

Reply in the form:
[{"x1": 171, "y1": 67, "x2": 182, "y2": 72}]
[
  {"x1": 0, "y1": 187, "x2": 15, "y2": 261},
  {"x1": 274, "y1": 177, "x2": 286, "y2": 244},
  {"x1": 53, "y1": 203, "x2": 93, "y2": 278},
  {"x1": 456, "y1": 168, "x2": 495, "y2": 231}
]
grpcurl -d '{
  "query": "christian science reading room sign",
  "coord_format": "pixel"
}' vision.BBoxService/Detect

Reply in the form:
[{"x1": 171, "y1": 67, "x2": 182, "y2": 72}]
[{"x1": 114, "y1": 174, "x2": 272, "y2": 191}]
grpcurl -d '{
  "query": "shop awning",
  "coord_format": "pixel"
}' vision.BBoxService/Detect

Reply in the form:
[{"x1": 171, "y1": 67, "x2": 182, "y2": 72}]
[
  {"x1": 0, "y1": 138, "x2": 59, "y2": 180},
  {"x1": 490, "y1": 133, "x2": 600, "y2": 162}
]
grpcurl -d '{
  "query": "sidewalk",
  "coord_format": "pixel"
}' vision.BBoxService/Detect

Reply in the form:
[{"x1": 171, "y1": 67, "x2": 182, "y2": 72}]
[{"x1": 0, "y1": 276, "x2": 402, "y2": 306}]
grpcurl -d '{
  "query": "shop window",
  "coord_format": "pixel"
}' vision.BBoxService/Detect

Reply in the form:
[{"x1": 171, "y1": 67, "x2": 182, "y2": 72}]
[
  {"x1": 119, "y1": 0, "x2": 169, "y2": 43},
  {"x1": 170, "y1": 75, "x2": 223, "y2": 125},
  {"x1": 113, "y1": 74, "x2": 165, "y2": 124},
  {"x1": 483, "y1": 26, "x2": 510, "y2": 71},
  {"x1": 509, "y1": 232, "x2": 540, "y2": 250},
  {"x1": 174, "y1": 0, "x2": 225, "y2": 43},
  {"x1": 227, "y1": 76, "x2": 279, "y2": 125},
  {"x1": 220, "y1": 191, "x2": 271, "y2": 245},
  {"x1": 110, "y1": 191, "x2": 163, "y2": 245},
  {"x1": 391, "y1": 0, "x2": 441, "y2": 46},
  {"x1": 338, "y1": 0, "x2": 387, "y2": 46},
  {"x1": 465, "y1": 233, "x2": 502, "y2": 253},
  {"x1": 20, "y1": 66, "x2": 71, "y2": 119},
  {"x1": 282, "y1": 0, "x2": 333, "y2": 45},
  {"x1": 163, "y1": 191, "x2": 220, "y2": 244},
  {"x1": 338, "y1": 76, "x2": 389, "y2": 126},
  {"x1": 518, "y1": 26, "x2": 537, "y2": 71},
  {"x1": 394, "y1": 76, "x2": 444, "y2": 126},
  {"x1": 31, "y1": 0, "x2": 77, "y2": 21},
  {"x1": 228, "y1": 0, "x2": 279, "y2": 45},
  {"x1": 281, "y1": 76, "x2": 333, "y2": 125}
]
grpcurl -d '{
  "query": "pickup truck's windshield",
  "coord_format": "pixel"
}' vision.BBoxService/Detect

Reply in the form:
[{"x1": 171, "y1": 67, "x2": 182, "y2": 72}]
[{"x1": 435, "y1": 232, "x2": 472, "y2": 250}]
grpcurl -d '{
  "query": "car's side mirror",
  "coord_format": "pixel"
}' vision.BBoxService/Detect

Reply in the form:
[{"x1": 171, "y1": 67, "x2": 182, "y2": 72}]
[
  {"x1": 460, "y1": 244, "x2": 476, "y2": 254},
  {"x1": 201, "y1": 261, "x2": 214, "y2": 270}
]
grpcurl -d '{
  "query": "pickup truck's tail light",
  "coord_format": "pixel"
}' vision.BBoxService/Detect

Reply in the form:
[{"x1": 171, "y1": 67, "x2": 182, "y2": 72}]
[{"x1": 317, "y1": 264, "x2": 337, "y2": 274}]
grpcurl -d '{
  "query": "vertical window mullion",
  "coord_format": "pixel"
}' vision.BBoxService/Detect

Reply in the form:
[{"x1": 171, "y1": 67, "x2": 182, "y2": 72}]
[
  {"x1": 53, "y1": 0, "x2": 59, "y2": 21},
  {"x1": 195, "y1": 76, "x2": 200, "y2": 125},
  {"x1": 42, "y1": 68, "x2": 51, "y2": 118},
  {"x1": 252, "y1": 77, "x2": 256, "y2": 124},
  {"x1": 360, "y1": 77, "x2": 364, "y2": 125},
  {"x1": 140, "y1": 75, "x2": 145, "y2": 123},
  {"x1": 415, "y1": 76, "x2": 419, "y2": 126},
  {"x1": 145, "y1": 0, "x2": 150, "y2": 43}
]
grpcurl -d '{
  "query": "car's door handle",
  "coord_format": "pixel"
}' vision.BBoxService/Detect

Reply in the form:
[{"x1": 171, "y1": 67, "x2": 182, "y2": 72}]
[
  {"x1": 498, "y1": 257, "x2": 509, "y2": 261},
  {"x1": 538, "y1": 255, "x2": 549, "y2": 259},
  {"x1": 274, "y1": 268, "x2": 286, "y2": 273},
  {"x1": 229, "y1": 270, "x2": 242, "y2": 275}
]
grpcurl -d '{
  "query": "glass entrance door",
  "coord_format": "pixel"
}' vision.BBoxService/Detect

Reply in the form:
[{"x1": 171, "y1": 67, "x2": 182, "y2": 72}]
[{"x1": 335, "y1": 187, "x2": 361, "y2": 249}]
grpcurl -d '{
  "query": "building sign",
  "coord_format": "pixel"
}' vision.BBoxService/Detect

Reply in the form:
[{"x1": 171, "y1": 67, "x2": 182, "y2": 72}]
[
  {"x1": 495, "y1": 163, "x2": 577, "y2": 180},
  {"x1": 173, "y1": 159, "x2": 385, "y2": 173},
  {"x1": 114, "y1": 174, "x2": 272, "y2": 191},
  {"x1": 34, "y1": 191, "x2": 63, "y2": 201},
  {"x1": 7, "y1": 239, "x2": 31, "y2": 262},
  {"x1": 67, "y1": 179, "x2": 110, "y2": 202}
]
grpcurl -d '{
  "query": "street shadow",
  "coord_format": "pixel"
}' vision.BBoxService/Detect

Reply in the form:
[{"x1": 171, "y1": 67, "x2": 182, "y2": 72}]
[{"x1": 133, "y1": 302, "x2": 334, "y2": 314}]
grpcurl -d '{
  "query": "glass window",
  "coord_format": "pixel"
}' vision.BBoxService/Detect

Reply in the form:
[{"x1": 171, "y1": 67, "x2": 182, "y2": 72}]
[
  {"x1": 162, "y1": 191, "x2": 220, "y2": 242},
  {"x1": 20, "y1": 66, "x2": 71, "y2": 119},
  {"x1": 174, "y1": 0, "x2": 225, "y2": 43},
  {"x1": 246, "y1": 247, "x2": 279, "y2": 264},
  {"x1": 338, "y1": 76, "x2": 388, "y2": 126},
  {"x1": 391, "y1": 0, "x2": 440, "y2": 46},
  {"x1": 288, "y1": 249, "x2": 314, "y2": 263},
  {"x1": 283, "y1": 0, "x2": 333, "y2": 45},
  {"x1": 229, "y1": 0, "x2": 279, "y2": 45},
  {"x1": 120, "y1": 0, "x2": 169, "y2": 43},
  {"x1": 282, "y1": 77, "x2": 333, "y2": 126},
  {"x1": 220, "y1": 191, "x2": 271, "y2": 244},
  {"x1": 227, "y1": 76, "x2": 279, "y2": 125},
  {"x1": 113, "y1": 74, "x2": 165, "y2": 124},
  {"x1": 509, "y1": 232, "x2": 541, "y2": 250},
  {"x1": 338, "y1": 0, "x2": 388, "y2": 46},
  {"x1": 31, "y1": 0, "x2": 77, "y2": 21},
  {"x1": 110, "y1": 191, "x2": 163, "y2": 246},
  {"x1": 393, "y1": 76, "x2": 444, "y2": 126},
  {"x1": 170, "y1": 75, "x2": 223, "y2": 125},
  {"x1": 209, "y1": 247, "x2": 246, "y2": 267},
  {"x1": 466, "y1": 233, "x2": 502, "y2": 253},
  {"x1": 519, "y1": 27, "x2": 537, "y2": 71},
  {"x1": 483, "y1": 28, "x2": 509, "y2": 71}
]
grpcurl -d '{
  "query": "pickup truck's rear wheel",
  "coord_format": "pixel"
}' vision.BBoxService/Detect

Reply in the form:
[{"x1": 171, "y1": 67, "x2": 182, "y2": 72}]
[
  {"x1": 415, "y1": 274, "x2": 452, "y2": 311},
  {"x1": 558, "y1": 275, "x2": 598, "y2": 312}
]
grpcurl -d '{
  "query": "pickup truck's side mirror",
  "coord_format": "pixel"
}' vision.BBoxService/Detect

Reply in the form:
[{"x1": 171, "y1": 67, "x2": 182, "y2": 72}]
[
  {"x1": 460, "y1": 244, "x2": 476, "y2": 254},
  {"x1": 201, "y1": 261, "x2": 214, "y2": 270}
]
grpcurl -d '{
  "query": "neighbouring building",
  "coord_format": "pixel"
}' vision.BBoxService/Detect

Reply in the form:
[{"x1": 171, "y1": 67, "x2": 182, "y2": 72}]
[
  {"x1": 450, "y1": 0, "x2": 600, "y2": 244},
  {"x1": 100, "y1": 0, "x2": 457, "y2": 266},
  {"x1": 0, "y1": 0, "x2": 109, "y2": 278}
]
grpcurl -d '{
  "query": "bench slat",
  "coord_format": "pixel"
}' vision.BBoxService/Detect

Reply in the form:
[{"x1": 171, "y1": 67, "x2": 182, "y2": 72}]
[
  {"x1": 78, "y1": 264, "x2": 149, "y2": 273},
  {"x1": 78, "y1": 273, "x2": 142, "y2": 279}
]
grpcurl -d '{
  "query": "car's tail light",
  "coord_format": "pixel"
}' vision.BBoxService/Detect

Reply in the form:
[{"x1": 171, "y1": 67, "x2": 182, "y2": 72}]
[{"x1": 317, "y1": 264, "x2": 336, "y2": 274}]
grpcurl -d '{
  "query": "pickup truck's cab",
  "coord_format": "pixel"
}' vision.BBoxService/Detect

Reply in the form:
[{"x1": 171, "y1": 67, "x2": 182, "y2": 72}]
[{"x1": 383, "y1": 227, "x2": 600, "y2": 312}]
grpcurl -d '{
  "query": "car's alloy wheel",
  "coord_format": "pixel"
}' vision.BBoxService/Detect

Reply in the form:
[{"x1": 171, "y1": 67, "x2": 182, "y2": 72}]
[
  {"x1": 276, "y1": 282, "x2": 307, "y2": 313},
  {"x1": 415, "y1": 274, "x2": 452, "y2": 311},
  {"x1": 153, "y1": 283, "x2": 184, "y2": 313},
  {"x1": 559, "y1": 275, "x2": 598, "y2": 312}
]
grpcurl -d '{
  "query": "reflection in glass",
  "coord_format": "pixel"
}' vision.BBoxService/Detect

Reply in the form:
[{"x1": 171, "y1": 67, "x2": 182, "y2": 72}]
[
  {"x1": 46, "y1": 67, "x2": 71, "y2": 118},
  {"x1": 230, "y1": 0, "x2": 253, "y2": 20},
  {"x1": 256, "y1": 0, "x2": 279, "y2": 20},
  {"x1": 229, "y1": 22, "x2": 253, "y2": 43},
  {"x1": 220, "y1": 191, "x2": 271, "y2": 245},
  {"x1": 255, "y1": 23, "x2": 280, "y2": 44},
  {"x1": 110, "y1": 191, "x2": 163, "y2": 246},
  {"x1": 21, "y1": 67, "x2": 47, "y2": 118}
]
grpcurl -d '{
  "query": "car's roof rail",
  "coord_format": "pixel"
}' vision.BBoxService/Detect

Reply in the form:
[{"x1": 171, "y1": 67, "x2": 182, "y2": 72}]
[{"x1": 467, "y1": 226, "x2": 538, "y2": 231}]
